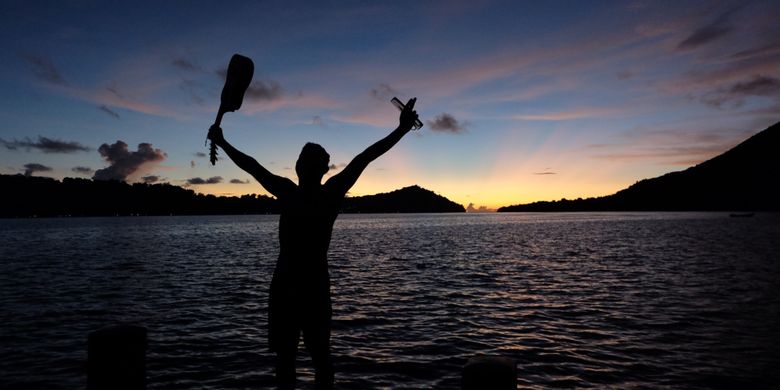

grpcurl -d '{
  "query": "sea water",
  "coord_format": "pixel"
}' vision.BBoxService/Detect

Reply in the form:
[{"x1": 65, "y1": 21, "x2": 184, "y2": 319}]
[{"x1": 1, "y1": 212, "x2": 779, "y2": 388}]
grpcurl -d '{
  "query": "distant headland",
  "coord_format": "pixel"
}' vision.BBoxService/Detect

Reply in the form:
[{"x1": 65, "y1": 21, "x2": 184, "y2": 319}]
[
  {"x1": 341, "y1": 185, "x2": 465, "y2": 213},
  {"x1": 499, "y1": 121, "x2": 780, "y2": 212},
  {"x1": 0, "y1": 175, "x2": 464, "y2": 218}
]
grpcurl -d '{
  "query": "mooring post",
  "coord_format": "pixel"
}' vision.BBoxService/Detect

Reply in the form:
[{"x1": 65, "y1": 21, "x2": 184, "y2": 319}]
[
  {"x1": 462, "y1": 355, "x2": 517, "y2": 390},
  {"x1": 87, "y1": 325, "x2": 147, "y2": 390}
]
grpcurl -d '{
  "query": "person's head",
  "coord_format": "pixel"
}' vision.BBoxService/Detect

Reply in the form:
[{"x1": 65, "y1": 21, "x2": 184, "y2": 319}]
[{"x1": 296, "y1": 142, "x2": 330, "y2": 184}]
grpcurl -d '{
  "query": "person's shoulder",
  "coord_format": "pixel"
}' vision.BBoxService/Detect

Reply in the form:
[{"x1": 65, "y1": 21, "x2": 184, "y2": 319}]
[
  {"x1": 322, "y1": 181, "x2": 347, "y2": 200},
  {"x1": 274, "y1": 185, "x2": 297, "y2": 203}
]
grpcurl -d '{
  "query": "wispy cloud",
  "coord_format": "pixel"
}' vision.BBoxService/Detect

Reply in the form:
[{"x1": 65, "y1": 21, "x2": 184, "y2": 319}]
[
  {"x1": 512, "y1": 107, "x2": 622, "y2": 121},
  {"x1": 662, "y1": 53, "x2": 780, "y2": 108},
  {"x1": 246, "y1": 79, "x2": 283, "y2": 102},
  {"x1": 729, "y1": 75, "x2": 780, "y2": 96},
  {"x1": 370, "y1": 83, "x2": 398, "y2": 101},
  {"x1": 617, "y1": 70, "x2": 635, "y2": 80},
  {"x1": 141, "y1": 175, "x2": 160, "y2": 183},
  {"x1": 47, "y1": 83, "x2": 180, "y2": 119},
  {"x1": 730, "y1": 43, "x2": 780, "y2": 61},
  {"x1": 312, "y1": 115, "x2": 326, "y2": 127},
  {"x1": 179, "y1": 78, "x2": 205, "y2": 105},
  {"x1": 21, "y1": 54, "x2": 67, "y2": 85},
  {"x1": 1, "y1": 136, "x2": 90, "y2": 153},
  {"x1": 588, "y1": 124, "x2": 754, "y2": 166},
  {"x1": 93, "y1": 141, "x2": 167, "y2": 181},
  {"x1": 27, "y1": 54, "x2": 202, "y2": 119},
  {"x1": 332, "y1": 105, "x2": 395, "y2": 127},
  {"x1": 171, "y1": 56, "x2": 215, "y2": 105},
  {"x1": 216, "y1": 67, "x2": 283, "y2": 103},
  {"x1": 591, "y1": 146, "x2": 731, "y2": 166},
  {"x1": 355, "y1": 17, "x2": 658, "y2": 101},
  {"x1": 98, "y1": 84, "x2": 178, "y2": 117},
  {"x1": 677, "y1": 7, "x2": 739, "y2": 51},
  {"x1": 171, "y1": 58, "x2": 201, "y2": 72},
  {"x1": 23, "y1": 163, "x2": 52, "y2": 176},
  {"x1": 230, "y1": 90, "x2": 342, "y2": 116},
  {"x1": 26, "y1": 52, "x2": 184, "y2": 119},
  {"x1": 98, "y1": 105, "x2": 120, "y2": 119},
  {"x1": 699, "y1": 75, "x2": 780, "y2": 108},
  {"x1": 229, "y1": 178, "x2": 250, "y2": 184}
]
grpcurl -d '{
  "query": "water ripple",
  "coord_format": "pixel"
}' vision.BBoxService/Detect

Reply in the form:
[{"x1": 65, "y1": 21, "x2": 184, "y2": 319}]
[{"x1": 1, "y1": 213, "x2": 779, "y2": 388}]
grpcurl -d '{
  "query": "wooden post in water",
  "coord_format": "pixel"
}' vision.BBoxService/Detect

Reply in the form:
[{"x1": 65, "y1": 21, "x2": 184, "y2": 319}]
[
  {"x1": 462, "y1": 355, "x2": 516, "y2": 390},
  {"x1": 87, "y1": 325, "x2": 147, "y2": 390}
]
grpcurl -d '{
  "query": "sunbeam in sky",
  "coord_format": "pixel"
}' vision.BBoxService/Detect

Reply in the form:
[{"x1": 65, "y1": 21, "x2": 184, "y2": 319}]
[{"x1": 1, "y1": 0, "x2": 778, "y2": 209}]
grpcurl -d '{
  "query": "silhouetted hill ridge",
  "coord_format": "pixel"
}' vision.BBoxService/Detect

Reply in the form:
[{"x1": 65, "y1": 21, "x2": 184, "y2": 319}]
[
  {"x1": 342, "y1": 185, "x2": 465, "y2": 213},
  {"x1": 0, "y1": 175, "x2": 464, "y2": 217},
  {"x1": 499, "y1": 121, "x2": 780, "y2": 211}
]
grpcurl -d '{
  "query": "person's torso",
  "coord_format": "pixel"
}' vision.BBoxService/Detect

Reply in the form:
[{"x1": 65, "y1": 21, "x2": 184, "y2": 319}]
[{"x1": 276, "y1": 185, "x2": 342, "y2": 281}]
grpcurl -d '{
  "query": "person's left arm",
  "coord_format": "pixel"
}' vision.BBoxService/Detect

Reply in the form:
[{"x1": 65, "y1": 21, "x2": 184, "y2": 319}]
[{"x1": 326, "y1": 98, "x2": 419, "y2": 196}]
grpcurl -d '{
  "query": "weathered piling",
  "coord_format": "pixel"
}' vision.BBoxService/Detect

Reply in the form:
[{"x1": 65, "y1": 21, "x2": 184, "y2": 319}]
[
  {"x1": 462, "y1": 355, "x2": 517, "y2": 390},
  {"x1": 87, "y1": 325, "x2": 147, "y2": 390}
]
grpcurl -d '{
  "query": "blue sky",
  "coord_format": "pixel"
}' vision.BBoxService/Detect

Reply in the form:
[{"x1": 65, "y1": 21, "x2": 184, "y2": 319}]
[{"x1": 1, "y1": 0, "x2": 778, "y2": 209}]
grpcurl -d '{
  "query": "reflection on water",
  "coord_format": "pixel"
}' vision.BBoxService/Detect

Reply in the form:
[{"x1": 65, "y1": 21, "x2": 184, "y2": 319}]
[{"x1": 1, "y1": 213, "x2": 779, "y2": 388}]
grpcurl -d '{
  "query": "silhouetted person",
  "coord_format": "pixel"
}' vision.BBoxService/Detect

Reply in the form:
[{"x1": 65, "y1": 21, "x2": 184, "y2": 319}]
[{"x1": 208, "y1": 98, "x2": 420, "y2": 389}]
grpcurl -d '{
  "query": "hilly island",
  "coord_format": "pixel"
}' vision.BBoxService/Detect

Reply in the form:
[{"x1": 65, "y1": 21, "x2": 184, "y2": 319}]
[{"x1": 0, "y1": 177, "x2": 465, "y2": 218}]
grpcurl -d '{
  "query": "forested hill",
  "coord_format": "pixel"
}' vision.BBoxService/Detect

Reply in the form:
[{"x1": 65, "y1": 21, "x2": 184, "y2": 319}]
[
  {"x1": 1, "y1": 175, "x2": 464, "y2": 217},
  {"x1": 499, "y1": 121, "x2": 780, "y2": 212},
  {"x1": 342, "y1": 185, "x2": 466, "y2": 213}
]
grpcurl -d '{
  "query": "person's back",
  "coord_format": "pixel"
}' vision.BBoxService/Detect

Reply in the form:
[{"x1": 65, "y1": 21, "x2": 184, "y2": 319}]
[
  {"x1": 277, "y1": 165, "x2": 340, "y2": 277},
  {"x1": 276, "y1": 184, "x2": 339, "y2": 280},
  {"x1": 208, "y1": 98, "x2": 419, "y2": 389},
  {"x1": 271, "y1": 180, "x2": 342, "y2": 388}
]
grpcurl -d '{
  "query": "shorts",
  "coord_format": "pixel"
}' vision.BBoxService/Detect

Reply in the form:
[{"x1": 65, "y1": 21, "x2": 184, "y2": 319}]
[{"x1": 268, "y1": 275, "x2": 332, "y2": 355}]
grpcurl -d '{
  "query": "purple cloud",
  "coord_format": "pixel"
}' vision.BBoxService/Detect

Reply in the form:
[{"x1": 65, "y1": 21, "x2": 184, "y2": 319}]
[
  {"x1": 93, "y1": 141, "x2": 166, "y2": 181},
  {"x1": 427, "y1": 113, "x2": 468, "y2": 133},
  {"x1": 1, "y1": 136, "x2": 90, "y2": 153},
  {"x1": 187, "y1": 176, "x2": 222, "y2": 185}
]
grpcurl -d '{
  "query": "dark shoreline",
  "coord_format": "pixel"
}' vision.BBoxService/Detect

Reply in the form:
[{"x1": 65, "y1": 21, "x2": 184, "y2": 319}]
[
  {"x1": 3, "y1": 210, "x2": 775, "y2": 220},
  {"x1": 1, "y1": 175, "x2": 464, "y2": 218}
]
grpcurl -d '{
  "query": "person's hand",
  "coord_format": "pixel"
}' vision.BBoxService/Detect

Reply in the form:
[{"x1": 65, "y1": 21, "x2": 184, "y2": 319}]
[
  {"x1": 399, "y1": 98, "x2": 419, "y2": 131},
  {"x1": 207, "y1": 125, "x2": 225, "y2": 146}
]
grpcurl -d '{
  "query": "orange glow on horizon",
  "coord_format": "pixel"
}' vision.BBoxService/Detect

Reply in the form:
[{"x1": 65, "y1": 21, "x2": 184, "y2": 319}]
[{"x1": 191, "y1": 175, "x2": 631, "y2": 210}]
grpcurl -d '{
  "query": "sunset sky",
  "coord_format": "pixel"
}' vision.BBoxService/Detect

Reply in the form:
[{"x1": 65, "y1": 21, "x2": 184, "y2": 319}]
[{"x1": 1, "y1": 1, "x2": 778, "y2": 209}]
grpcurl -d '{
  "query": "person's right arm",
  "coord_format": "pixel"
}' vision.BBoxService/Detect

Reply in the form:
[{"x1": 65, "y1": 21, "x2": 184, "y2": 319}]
[{"x1": 208, "y1": 125, "x2": 295, "y2": 198}]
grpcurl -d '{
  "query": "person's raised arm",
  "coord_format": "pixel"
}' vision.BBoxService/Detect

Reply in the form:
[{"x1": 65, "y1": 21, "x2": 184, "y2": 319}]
[
  {"x1": 326, "y1": 98, "x2": 419, "y2": 196},
  {"x1": 208, "y1": 125, "x2": 295, "y2": 198}
]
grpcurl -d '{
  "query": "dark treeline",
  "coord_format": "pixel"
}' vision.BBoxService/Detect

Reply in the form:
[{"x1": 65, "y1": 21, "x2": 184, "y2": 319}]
[
  {"x1": 1, "y1": 176, "x2": 464, "y2": 218},
  {"x1": 500, "y1": 121, "x2": 780, "y2": 212},
  {"x1": 2, "y1": 175, "x2": 280, "y2": 217}
]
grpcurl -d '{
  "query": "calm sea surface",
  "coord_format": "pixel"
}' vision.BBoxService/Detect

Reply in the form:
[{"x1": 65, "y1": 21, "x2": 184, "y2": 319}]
[{"x1": 1, "y1": 212, "x2": 779, "y2": 389}]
